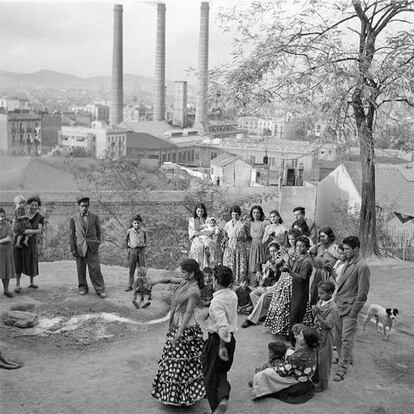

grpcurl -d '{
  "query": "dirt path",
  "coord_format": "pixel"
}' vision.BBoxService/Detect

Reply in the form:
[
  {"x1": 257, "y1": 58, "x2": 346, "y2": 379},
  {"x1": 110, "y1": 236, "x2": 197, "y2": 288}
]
[{"x1": 1, "y1": 260, "x2": 413, "y2": 414}]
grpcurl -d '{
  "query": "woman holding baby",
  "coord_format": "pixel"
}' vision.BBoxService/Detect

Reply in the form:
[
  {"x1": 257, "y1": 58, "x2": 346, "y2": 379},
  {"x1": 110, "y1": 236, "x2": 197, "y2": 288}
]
[{"x1": 188, "y1": 203, "x2": 218, "y2": 268}]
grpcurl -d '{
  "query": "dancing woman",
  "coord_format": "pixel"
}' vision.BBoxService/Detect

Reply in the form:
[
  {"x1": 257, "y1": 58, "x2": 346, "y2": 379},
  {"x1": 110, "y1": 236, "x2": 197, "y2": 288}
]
[{"x1": 151, "y1": 259, "x2": 206, "y2": 406}]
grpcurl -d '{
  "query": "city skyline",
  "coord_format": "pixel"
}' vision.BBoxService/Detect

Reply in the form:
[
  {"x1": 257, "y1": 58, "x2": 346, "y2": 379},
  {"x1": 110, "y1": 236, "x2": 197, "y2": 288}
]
[{"x1": 0, "y1": 0, "x2": 235, "y2": 81}]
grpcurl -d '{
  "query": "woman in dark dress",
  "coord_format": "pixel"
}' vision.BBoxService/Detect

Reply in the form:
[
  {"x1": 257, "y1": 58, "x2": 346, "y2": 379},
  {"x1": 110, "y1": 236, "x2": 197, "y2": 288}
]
[
  {"x1": 0, "y1": 208, "x2": 15, "y2": 298},
  {"x1": 14, "y1": 195, "x2": 44, "y2": 293}
]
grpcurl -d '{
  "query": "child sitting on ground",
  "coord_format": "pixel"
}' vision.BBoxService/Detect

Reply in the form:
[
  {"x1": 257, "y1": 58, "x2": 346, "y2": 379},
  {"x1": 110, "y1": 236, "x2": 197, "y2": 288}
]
[
  {"x1": 235, "y1": 277, "x2": 253, "y2": 314},
  {"x1": 311, "y1": 281, "x2": 339, "y2": 392},
  {"x1": 254, "y1": 341, "x2": 288, "y2": 374},
  {"x1": 132, "y1": 267, "x2": 152, "y2": 309},
  {"x1": 13, "y1": 194, "x2": 31, "y2": 248},
  {"x1": 200, "y1": 267, "x2": 214, "y2": 307}
]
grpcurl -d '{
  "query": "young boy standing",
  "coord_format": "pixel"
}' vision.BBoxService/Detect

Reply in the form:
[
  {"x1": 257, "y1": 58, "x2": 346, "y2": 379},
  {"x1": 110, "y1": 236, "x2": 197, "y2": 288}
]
[
  {"x1": 202, "y1": 265, "x2": 238, "y2": 414},
  {"x1": 125, "y1": 215, "x2": 148, "y2": 291},
  {"x1": 312, "y1": 281, "x2": 340, "y2": 392}
]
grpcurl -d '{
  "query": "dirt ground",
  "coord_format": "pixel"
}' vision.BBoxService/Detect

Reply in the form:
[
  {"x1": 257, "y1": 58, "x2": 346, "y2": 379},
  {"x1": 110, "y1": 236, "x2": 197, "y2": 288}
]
[{"x1": 1, "y1": 259, "x2": 413, "y2": 414}]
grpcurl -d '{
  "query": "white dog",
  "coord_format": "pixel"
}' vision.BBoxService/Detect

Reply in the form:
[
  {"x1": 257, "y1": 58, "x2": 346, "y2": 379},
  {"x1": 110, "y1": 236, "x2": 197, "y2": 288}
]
[{"x1": 363, "y1": 304, "x2": 399, "y2": 340}]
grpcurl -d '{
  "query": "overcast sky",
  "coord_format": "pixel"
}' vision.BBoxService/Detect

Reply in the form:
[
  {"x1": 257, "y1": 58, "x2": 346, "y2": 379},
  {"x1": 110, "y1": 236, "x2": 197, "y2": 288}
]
[{"x1": 0, "y1": 0, "x2": 236, "y2": 80}]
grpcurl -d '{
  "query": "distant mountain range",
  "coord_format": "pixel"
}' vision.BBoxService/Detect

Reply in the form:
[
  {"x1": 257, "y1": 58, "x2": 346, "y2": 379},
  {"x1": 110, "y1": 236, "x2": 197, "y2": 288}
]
[{"x1": 0, "y1": 69, "x2": 187, "y2": 95}]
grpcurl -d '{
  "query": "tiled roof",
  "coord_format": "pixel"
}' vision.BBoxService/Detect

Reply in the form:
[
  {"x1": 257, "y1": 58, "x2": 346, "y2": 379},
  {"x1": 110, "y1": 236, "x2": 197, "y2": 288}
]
[
  {"x1": 344, "y1": 161, "x2": 414, "y2": 215},
  {"x1": 126, "y1": 132, "x2": 176, "y2": 150},
  {"x1": 210, "y1": 153, "x2": 240, "y2": 167}
]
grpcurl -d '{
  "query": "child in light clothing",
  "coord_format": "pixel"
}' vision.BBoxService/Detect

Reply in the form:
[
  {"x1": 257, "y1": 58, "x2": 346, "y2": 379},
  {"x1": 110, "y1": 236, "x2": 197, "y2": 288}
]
[
  {"x1": 125, "y1": 215, "x2": 148, "y2": 291},
  {"x1": 13, "y1": 194, "x2": 31, "y2": 248},
  {"x1": 132, "y1": 267, "x2": 152, "y2": 309},
  {"x1": 312, "y1": 281, "x2": 340, "y2": 392}
]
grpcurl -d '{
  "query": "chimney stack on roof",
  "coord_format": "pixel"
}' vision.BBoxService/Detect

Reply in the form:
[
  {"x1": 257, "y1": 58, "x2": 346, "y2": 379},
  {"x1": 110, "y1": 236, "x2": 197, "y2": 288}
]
[{"x1": 110, "y1": 4, "x2": 124, "y2": 126}]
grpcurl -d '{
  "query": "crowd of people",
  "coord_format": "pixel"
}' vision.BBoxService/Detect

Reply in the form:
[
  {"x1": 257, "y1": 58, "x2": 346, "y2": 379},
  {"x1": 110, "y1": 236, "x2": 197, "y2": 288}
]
[
  {"x1": 181, "y1": 201, "x2": 370, "y2": 411},
  {"x1": 0, "y1": 195, "x2": 371, "y2": 414}
]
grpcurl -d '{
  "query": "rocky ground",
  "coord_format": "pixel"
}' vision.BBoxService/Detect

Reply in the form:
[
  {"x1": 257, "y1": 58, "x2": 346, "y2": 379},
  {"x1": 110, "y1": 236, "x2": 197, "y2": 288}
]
[{"x1": 1, "y1": 259, "x2": 413, "y2": 414}]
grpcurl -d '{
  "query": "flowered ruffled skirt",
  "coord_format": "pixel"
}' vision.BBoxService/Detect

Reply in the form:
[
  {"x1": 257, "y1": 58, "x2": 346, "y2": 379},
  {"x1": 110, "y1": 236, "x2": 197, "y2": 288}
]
[
  {"x1": 151, "y1": 324, "x2": 206, "y2": 406},
  {"x1": 264, "y1": 273, "x2": 313, "y2": 335}
]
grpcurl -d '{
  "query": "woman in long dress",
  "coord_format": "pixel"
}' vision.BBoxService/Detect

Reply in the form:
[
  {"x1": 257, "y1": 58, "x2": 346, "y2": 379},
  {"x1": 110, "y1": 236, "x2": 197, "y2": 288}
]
[
  {"x1": 264, "y1": 229, "x2": 299, "y2": 336},
  {"x1": 222, "y1": 205, "x2": 249, "y2": 284},
  {"x1": 309, "y1": 227, "x2": 339, "y2": 306},
  {"x1": 265, "y1": 231, "x2": 313, "y2": 339},
  {"x1": 14, "y1": 195, "x2": 44, "y2": 293},
  {"x1": 0, "y1": 208, "x2": 15, "y2": 298},
  {"x1": 188, "y1": 203, "x2": 211, "y2": 268},
  {"x1": 248, "y1": 205, "x2": 266, "y2": 286},
  {"x1": 151, "y1": 259, "x2": 206, "y2": 406}
]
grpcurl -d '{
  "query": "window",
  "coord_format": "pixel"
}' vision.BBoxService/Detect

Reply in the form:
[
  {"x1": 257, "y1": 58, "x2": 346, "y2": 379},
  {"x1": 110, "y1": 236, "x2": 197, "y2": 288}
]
[{"x1": 211, "y1": 152, "x2": 217, "y2": 160}]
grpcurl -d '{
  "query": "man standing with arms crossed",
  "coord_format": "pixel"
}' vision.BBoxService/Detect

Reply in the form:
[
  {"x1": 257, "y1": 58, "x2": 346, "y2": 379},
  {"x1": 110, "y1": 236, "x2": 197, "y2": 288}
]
[
  {"x1": 70, "y1": 197, "x2": 106, "y2": 298},
  {"x1": 333, "y1": 236, "x2": 370, "y2": 382}
]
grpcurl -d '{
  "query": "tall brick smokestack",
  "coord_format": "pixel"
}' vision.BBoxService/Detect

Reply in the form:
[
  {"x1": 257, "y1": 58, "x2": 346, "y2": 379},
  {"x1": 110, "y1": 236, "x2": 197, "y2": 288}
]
[
  {"x1": 110, "y1": 4, "x2": 124, "y2": 126},
  {"x1": 195, "y1": 2, "x2": 209, "y2": 132},
  {"x1": 154, "y1": 3, "x2": 166, "y2": 121}
]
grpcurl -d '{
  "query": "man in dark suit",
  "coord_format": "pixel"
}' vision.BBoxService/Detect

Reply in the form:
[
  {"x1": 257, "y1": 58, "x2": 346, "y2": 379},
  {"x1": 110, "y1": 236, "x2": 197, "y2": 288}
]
[
  {"x1": 293, "y1": 206, "x2": 317, "y2": 244},
  {"x1": 69, "y1": 197, "x2": 106, "y2": 298},
  {"x1": 333, "y1": 236, "x2": 370, "y2": 382}
]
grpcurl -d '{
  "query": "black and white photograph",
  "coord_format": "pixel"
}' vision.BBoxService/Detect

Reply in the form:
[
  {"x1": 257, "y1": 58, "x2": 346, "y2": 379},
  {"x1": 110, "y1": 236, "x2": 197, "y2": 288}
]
[{"x1": 0, "y1": 0, "x2": 413, "y2": 413}]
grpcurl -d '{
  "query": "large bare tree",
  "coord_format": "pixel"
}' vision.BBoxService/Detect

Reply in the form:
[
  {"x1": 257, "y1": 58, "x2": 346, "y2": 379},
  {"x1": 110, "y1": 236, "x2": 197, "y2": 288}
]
[{"x1": 211, "y1": 0, "x2": 414, "y2": 256}]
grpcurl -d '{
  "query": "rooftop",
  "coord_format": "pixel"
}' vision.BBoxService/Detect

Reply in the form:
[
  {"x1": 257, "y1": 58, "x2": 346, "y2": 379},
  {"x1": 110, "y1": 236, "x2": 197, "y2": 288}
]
[
  {"x1": 344, "y1": 161, "x2": 414, "y2": 216},
  {"x1": 126, "y1": 132, "x2": 177, "y2": 150}
]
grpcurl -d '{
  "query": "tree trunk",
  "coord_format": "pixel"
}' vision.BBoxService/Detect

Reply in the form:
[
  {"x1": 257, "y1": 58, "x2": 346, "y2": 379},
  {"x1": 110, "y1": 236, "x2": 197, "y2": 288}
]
[
  {"x1": 352, "y1": 89, "x2": 380, "y2": 257},
  {"x1": 358, "y1": 136, "x2": 379, "y2": 257}
]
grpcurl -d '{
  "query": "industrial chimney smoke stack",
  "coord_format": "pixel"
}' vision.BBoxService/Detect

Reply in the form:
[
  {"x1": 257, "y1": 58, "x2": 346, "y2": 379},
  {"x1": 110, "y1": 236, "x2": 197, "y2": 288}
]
[
  {"x1": 195, "y1": 2, "x2": 209, "y2": 132},
  {"x1": 154, "y1": 3, "x2": 166, "y2": 121},
  {"x1": 110, "y1": 4, "x2": 124, "y2": 126}
]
